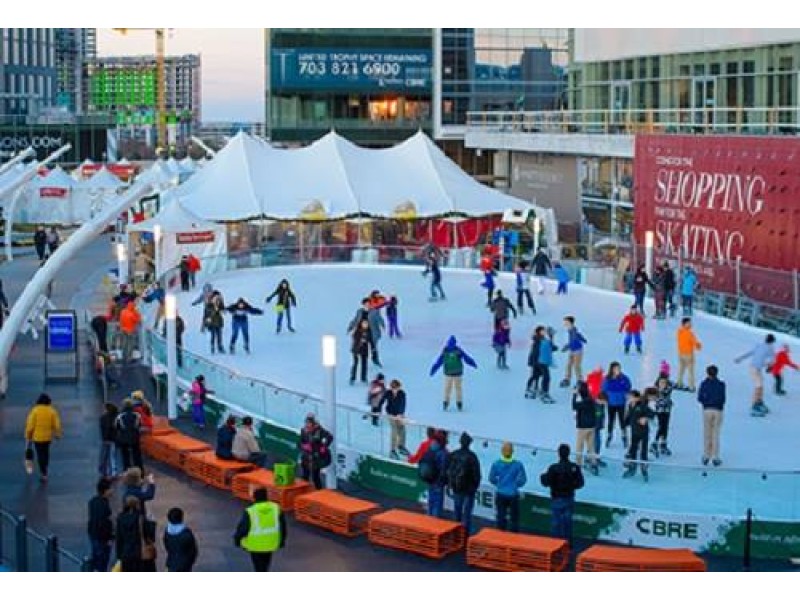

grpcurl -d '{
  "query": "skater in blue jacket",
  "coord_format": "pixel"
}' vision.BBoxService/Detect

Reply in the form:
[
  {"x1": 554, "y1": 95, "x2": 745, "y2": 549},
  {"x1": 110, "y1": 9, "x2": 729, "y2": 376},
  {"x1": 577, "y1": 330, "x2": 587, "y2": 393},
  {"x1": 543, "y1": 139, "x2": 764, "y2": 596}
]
[{"x1": 553, "y1": 263, "x2": 570, "y2": 295}]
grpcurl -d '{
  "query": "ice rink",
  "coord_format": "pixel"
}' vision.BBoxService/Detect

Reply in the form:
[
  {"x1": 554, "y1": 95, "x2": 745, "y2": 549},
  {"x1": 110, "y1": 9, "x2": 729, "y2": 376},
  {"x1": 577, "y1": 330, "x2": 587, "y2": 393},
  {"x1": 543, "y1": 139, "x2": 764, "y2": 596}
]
[{"x1": 174, "y1": 263, "x2": 800, "y2": 477}]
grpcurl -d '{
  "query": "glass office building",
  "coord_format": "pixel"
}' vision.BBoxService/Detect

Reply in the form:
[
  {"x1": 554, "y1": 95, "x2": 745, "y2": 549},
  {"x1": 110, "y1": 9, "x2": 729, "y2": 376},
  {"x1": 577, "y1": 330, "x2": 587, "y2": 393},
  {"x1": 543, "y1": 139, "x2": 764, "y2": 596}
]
[
  {"x1": 0, "y1": 28, "x2": 58, "y2": 120},
  {"x1": 265, "y1": 28, "x2": 433, "y2": 145}
]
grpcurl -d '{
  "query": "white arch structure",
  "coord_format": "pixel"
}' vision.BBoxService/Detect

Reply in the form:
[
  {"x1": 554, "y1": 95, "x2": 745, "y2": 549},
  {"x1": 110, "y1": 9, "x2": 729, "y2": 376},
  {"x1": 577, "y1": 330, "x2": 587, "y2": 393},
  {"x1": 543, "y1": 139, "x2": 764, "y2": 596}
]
[{"x1": 0, "y1": 178, "x2": 154, "y2": 395}]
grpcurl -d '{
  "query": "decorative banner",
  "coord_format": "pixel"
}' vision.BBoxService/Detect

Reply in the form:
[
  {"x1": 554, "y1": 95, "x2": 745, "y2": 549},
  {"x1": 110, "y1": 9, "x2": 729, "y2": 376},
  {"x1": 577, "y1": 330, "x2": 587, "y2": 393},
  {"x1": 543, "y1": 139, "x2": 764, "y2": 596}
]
[
  {"x1": 176, "y1": 231, "x2": 215, "y2": 244},
  {"x1": 39, "y1": 187, "x2": 68, "y2": 199}
]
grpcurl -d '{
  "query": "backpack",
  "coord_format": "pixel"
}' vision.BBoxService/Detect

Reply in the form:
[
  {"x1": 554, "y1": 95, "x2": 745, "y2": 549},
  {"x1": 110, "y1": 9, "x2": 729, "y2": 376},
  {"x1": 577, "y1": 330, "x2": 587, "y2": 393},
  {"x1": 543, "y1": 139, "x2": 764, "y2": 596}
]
[
  {"x1": 447, "y1": 451, "x2": 472, "y2": 494},
  {"x1": 115, "y1": 411, "x2": 141, "y2": 445},
  {"x1": 418, "y1": 448, "x2": 441, "y2": 484},
  {"x1": 442, "y1": 350, "x2": 463, "y2": 376}
]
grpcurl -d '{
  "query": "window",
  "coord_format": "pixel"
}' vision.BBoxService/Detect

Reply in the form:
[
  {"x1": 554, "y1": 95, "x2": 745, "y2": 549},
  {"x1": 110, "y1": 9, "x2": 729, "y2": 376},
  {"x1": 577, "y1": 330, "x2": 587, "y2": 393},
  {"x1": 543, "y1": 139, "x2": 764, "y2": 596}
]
[{"x1": 743, "y1": 61, "x2": 755, "y2": 107}]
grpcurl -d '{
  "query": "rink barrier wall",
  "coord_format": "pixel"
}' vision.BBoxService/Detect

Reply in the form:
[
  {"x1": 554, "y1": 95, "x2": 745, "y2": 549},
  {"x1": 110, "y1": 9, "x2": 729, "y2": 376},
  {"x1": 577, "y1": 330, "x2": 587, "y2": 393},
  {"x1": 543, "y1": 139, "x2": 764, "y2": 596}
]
[{"x1": 142, "y1": 248, "x2": 800, "y2": 560}]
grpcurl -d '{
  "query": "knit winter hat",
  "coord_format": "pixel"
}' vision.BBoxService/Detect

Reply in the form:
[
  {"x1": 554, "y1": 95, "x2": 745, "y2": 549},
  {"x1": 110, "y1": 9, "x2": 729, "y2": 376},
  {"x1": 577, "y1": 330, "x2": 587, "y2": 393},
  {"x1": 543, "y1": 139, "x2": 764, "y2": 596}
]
[{"x1": 659, "y1": 360, "x2": 671, "y2": 376}]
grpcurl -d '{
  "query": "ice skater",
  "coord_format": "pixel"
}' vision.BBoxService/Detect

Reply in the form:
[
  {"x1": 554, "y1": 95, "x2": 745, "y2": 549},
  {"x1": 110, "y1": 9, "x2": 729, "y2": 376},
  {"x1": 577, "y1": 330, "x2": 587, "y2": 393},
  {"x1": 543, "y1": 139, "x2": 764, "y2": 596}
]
[
  {"x1": 768, "y1": 344, "x2": 797, "y2": 396},
  {"x1": 386, "y1": 295, "x2": 402, "y2": 338},
  {"x1": 663, "y1": 262, "x2": 677, "y2": 317},
  {"x1": 553, "y1": 263, "x2": 570, "y2": 295},
  {"x1": 349, "y1": 319, "x2": 376, "y2": 385},
  {"x1": 490, "y1": 290, "x2": 517, "y2": 330},
  {"x1": 649, "y1": 376, "x2": 674, "y2": 458},
  {"x1": 266, "y1": 279, "x2": 297, "y2": 333},
  {"x1": 480, "y1": 268, "x2": 497, "y2": 306},
  {"x1": 651, "y1": 265, "x2": 667, "y2": 319},
  {"x1": 735, "y1": 333, "x2": 777, "y2": 417},
  {"x1": 559, "y1": 316, "x2": 587, "y2": 388},
  {"x1": 632, "y1": 264, "x2": 653, "y2": 315},
  {"x1": 622, "y1": 390, "x2": 654, "y2": 482},
  {"x1": 492, "y1": 319, "x2": 511, "y2": 370},
  {"x1": 619, "y1": 305, "x2": 645, "y2": 354},
  {"x1": 226, "y1": 297, "x2": 263, "y2": 354},
  {"x1": 365, "y1": 373, "x2": 386, "y2": 426},
  {"x1": 423, "y1": 254, "x2": 446, "y2": 301},
  {"x1": 675, "y1": 317, "x2": 702, "y2": 392},
  {"x1": 204, "y1": 291, "x2": 226, "y2": 354},
  {"x1": 531, "y1": 248, "x2": 552, "y2": 294},
  {"x1": 680, "y1": 267, "x2": 698, "y2": 316},
  {"x1": 348, "y1": 298, "x2": 385, "y2": 367},
  {"x1": 602, "y1": 362, "x2": 632, "y2": 448},
  {"x1": 515, "y1": 261, "x2": 536, "y2": 315},
  {"x1": 430, "y1": 335, "x2": 477, "y2": 412},
  {"x1": 526, "y1": 326, "x2": 555, "y2": 403}
]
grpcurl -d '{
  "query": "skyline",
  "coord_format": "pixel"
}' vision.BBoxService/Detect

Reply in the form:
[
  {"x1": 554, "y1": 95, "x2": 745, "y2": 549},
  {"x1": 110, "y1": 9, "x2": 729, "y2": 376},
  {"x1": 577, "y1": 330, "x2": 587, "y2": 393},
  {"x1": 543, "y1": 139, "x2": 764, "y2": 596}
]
[{"x1": 96, "y1": 28, "x2": 265, "y2": 121}]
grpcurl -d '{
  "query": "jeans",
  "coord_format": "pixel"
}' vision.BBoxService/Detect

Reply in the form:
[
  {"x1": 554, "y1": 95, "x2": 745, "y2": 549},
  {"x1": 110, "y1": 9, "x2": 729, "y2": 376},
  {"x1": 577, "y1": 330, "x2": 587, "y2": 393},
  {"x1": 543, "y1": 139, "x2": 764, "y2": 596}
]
[
  {"x1": 551, "y1": 496, "x2": 575, "y2": 542},
  {"x1": 89, "y1": 538, "x2": 111, "y2": 572},
  {"x1": 230, "y1": 318, "x2": 250, "y2": 350},
  {"x1": 623, "y1": 332, "x2": 642, "y2": 351},
  {"x1": 192, "y1": 402, "x2": 205, "y2": 427},
  {"x1": 387, "y1": 315, "x2": 401, "y2": 337},
  {"x1": 350, "y1": 351, "x2": 368, "y2": 383},
  {"x1": 537, "y1": 365, "x2": 551, "y2": 393},
  {"x1": 277, "y1": 307, "x2": 293, "y2": 331},
  {"x1": 33, "y1": 441, "x2": 51, "y2": 476},
  {"x1": 427, "y1": 485, "x2": 445, "y2": 517},
  {"x1": 682, "y1": 294, "x2": 693, "y2": 315},
  {"x1": 121, "y1": 332, "x2": 137, "y2": 363},
  {"x1": 634, "y1": 290, "x2": 646, "y2": 312},
  {"x1": 556, "y1": 281, "x2": 568, "y2": 295},
  {"x1": 117, "y1": 443, "x2": 143, "y2": 471},
  {"x1": 516, "y1": 289, "x2": 535, "y2": 313},
  {"x1": 495, "y1": 494, "x2": 520, "y2": 532},
  {"x1": 453, "y1": 492, "x2": 475, "y2": 533},
  {"x1": 209, "y1": 326, "x2": 224, "y2": 352},
  {"x1": 301, "y1": 463, "x2": 323, "y2": 490},
  {"x1": 430, "y1": 280, "x2": 445, "y2": 299},
  {"x1": 99, "y1": 441, "x2": 117, "y2": 477}
]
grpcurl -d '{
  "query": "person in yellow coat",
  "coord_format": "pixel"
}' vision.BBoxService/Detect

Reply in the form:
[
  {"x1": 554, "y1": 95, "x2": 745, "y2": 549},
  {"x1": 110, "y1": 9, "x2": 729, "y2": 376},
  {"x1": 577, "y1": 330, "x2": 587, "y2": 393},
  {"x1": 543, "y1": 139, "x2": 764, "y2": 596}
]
[{"x1": 25, "y1": 393, "x2": 62, "y2": 482}]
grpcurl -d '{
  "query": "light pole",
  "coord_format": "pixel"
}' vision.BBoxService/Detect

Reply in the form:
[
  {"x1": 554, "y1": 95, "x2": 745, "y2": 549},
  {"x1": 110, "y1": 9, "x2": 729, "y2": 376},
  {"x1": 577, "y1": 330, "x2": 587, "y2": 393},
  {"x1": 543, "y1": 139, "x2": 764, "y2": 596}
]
[
  {"x1": 165, "y1": 293, "x2": 178, "y2": 420},
  {"x1": 116, "y1": 242, "x2": 128, "y2": 285},
  {"x1": 153, "y1": 224, "x2": 162, "y2": 282},
  {"x1": 532, "y1": 217, "x2": 541, "y2": 256},
  {"x1": 644, "y1": 230, "x2": 655, "y2": 278},
  {"x1": 321, "y1": 335, "x2": 337, "y2": 490}
]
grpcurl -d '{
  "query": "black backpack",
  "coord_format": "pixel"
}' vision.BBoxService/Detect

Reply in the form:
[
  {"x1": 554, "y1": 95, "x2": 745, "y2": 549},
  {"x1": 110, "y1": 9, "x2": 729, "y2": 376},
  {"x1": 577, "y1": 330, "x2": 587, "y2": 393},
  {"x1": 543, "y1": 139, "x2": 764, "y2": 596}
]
[
  {"x1": 115, "y1": 410, "x2": 141, "y2": 445},
  {"x1": 447, "y1": 451, "x2": 472, "y2": 494},
  {"x1": 418, "y1": 448, "x2": 441, "y2": 484}
]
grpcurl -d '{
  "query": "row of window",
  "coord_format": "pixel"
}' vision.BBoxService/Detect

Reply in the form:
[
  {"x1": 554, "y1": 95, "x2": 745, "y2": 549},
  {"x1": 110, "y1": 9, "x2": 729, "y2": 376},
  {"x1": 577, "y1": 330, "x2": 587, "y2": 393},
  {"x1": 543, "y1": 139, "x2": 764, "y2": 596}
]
[
  {"x1": 2, "y1": 72, "x2": 54, "y2": 100},
  {"x1": 2, "y1": 28, "x2": 55, "y2": 69}
]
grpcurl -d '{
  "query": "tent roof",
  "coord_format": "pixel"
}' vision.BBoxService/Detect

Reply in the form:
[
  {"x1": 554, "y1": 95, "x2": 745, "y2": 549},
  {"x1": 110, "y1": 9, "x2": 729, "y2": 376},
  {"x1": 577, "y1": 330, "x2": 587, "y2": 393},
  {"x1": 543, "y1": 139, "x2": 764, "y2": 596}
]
[
  {"x1": 136, "y1": 160, "x2": 176, "y2": 188},
  {"x1": 128, "y1": 199, "x2": 223, "y2": 234},
  {"x1": 31, "y1": 166, "x2": 75, "y2": 190},
  {"x1": 176, "y1": 130, "x2": 536, "y2": 221},
  {"x1": 79, "y1": 166, "x2": 123, "y2": 190}
]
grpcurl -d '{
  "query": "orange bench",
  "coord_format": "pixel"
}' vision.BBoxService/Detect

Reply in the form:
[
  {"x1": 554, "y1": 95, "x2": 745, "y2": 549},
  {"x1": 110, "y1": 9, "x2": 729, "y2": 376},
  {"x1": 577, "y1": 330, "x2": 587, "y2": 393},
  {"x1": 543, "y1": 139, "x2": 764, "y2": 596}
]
[
  {"x1": 295, "y1": 490, "x2": 382, "y2": 537},
  {"x1": 576, "y1": 545, "x2": 706, "y2": 572},
  {"x1": 368, "y1": 509, "x2": 464, "y2": 559},
  {"x1": 183, "y1": 451, "x2": 255, "y2": 490},
  {"x1": 467, "y1": 528, "x2": 569, "y2": 572},
  {"x1": 140, "y1": 433, "x2": 210, "y2": 469},
  {"x1": 149, "y1": 416, "x2": 177, "y2": 436},
  {"x1": 231, "y1": 469, "x2": 312, "y2": 511}
]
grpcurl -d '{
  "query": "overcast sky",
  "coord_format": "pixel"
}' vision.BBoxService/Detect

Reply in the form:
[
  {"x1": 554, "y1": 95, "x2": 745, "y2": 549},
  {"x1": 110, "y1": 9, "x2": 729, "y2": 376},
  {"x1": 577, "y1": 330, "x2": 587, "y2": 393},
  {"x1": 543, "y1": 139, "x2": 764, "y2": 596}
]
[{"x1": 97, "y1": 28, "x2": 265, "y2": 122}]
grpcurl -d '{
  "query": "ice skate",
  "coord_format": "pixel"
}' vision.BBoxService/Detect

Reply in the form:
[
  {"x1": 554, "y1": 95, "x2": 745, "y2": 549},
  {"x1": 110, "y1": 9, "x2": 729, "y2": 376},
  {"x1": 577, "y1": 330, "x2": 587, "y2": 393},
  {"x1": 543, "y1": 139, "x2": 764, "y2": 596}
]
[
  {"x1": 443, "y1": 402, "x2": 449, "y2": 411},
  {"x1": 660, "y1": 443, "x2": 672, "y2": 457},
  {"x1": 712, "y1": 459, "x2": 722, "y2": 467},
  {"x1": 642, "y1": 468, "x2": 649, "y2": 483},
  {"x1": 540, "y1": 393, "x2": 555, "y2": 404},
  {"x1": 649, "y1": 442, "x2": 660, "y2": 458},
  {"x1": 229, "y1": 345, "x2": 235, "y2": 355},
  {"x1": 605, "y1": 433, "x2": 612, "y2": 448},
  {"x1": 622, "y1": 464, "x2": 636, "y2": 478},
  {"x1": 559, "y1": 379, "x2": 570, "y2": 388},
  {"x1": 390, "y1": 450, "x2": 400, "y2": 460},
  {"x1": 622, "y1": 433, "x2": 629, "y2": 448},
  {"x1": 457, "y1": 402, "x2": 463, "y2": 412},
  {"x1": 288, "y1": 326, "x2": 296, "y2": 333},
  {"x1": 524, "y1": 388, "x2": 536, "y2": 399},
  {"x1": 589, "y1": 463, "x2": 599, "y2": 476}
]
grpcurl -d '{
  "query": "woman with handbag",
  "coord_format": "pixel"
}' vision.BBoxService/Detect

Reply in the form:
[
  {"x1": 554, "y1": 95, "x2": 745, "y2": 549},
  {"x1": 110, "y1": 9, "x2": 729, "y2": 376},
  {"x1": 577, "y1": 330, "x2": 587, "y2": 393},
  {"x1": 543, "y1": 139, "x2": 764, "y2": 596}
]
[
  {"x1": 24, "y1": 393, "x2": 62, "y2": 482},
  {"x1": 298, "y1": 413, "x2": 334, "y2": 490},
  {"x1": 115, "y1": 496, "x2": 157, "y2": 572}
]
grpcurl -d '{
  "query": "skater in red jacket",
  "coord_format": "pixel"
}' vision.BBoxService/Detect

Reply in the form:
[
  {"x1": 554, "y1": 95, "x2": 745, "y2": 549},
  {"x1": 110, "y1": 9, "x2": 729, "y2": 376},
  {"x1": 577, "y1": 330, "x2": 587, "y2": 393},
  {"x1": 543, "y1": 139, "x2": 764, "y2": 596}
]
[
  {"x1": 769, "y1": 344, "x2": 798, "y2": 396},
  {"x1": 619, "y1": 305, "x2": 645, "y2": 354}
]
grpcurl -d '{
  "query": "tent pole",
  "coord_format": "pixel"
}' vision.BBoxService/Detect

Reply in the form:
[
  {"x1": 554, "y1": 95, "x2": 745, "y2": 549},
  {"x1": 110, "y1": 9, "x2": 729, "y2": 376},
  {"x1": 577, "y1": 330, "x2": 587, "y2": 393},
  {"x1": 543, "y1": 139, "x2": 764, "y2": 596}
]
[{"x1": 451, "y1": 219, "x2": 457, "y2": 250}]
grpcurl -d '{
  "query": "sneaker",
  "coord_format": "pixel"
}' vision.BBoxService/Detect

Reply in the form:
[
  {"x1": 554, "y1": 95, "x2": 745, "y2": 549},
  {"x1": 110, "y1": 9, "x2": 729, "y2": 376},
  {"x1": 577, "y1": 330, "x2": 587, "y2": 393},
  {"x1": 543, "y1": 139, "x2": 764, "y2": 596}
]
[
  {"x1": 712, "y1": 459, "x2": 722, "y2": 467},
  {"x1": 390, "y1": 450, "x2": 400, "y2": 460},
  {"x1": 661, "y1": 445, "x2": 672, "y2": 457},
  {"x1": 702, "y1": 457, "x2": 710, "y2": 466},
  {"x1": 622, "y1": 466, "x2": 635, "y2": 478}
]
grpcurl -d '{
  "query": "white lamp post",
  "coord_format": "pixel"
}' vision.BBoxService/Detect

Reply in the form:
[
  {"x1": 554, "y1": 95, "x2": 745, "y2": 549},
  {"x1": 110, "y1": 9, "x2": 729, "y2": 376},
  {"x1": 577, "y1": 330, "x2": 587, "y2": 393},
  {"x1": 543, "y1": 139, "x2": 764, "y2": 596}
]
[
  {"x1": 321, "y1": 335, "x2": 337, "y2": 490},
  {"x1": 116, "y1": 242, "x2": 128, "y2": 285},
  {"x1": 165, "y1": 293, "x2": 178, "y2": 420},
  {"x1": 532, "y1": 217, "x2": 541, "y2": 256},
  {"x1": 153, "y1": 224, "x2": 162, "y2": 282},
  {"x1": 645, "y1": 230, "x2": 655, "y2": 279}
]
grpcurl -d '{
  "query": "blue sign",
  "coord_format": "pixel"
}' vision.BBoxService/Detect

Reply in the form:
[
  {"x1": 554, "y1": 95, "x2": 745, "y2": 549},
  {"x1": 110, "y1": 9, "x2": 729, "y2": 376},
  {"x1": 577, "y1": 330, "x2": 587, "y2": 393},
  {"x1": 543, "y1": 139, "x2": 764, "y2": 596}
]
[
  {"x1": 271, "y1": 48, "x2": 432, "y2": 92},
  {"x1": 47, "y1": 311, "x2": 76, "y2": 353}
]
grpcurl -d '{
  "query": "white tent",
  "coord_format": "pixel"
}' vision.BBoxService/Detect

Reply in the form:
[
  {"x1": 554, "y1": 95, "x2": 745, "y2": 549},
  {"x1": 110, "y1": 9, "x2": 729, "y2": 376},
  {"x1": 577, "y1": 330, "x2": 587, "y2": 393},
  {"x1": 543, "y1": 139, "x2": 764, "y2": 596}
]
[
  {"x1": 19, "y1": 167, "x2": 78, "y2": 224},
  {"x1": 128, "y1": 200, "x2": 227, "y2": 278},
  {"x1": 136, "y1": 160, "x2": 178, "y2": 191},
  {"x1": 75, "y1": 166, "x2": 125, "y2": 217},
  {"x1": 175, "y1": 131, "x2": 542, "y2": 224}
]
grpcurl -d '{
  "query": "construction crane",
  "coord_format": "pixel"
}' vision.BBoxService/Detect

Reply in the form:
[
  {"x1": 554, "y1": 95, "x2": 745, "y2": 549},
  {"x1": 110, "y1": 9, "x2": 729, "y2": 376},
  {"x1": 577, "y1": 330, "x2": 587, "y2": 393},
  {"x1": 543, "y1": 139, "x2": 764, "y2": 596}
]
[{"x1": 113, "y1": 28, "x2": 169, "y2": 152}]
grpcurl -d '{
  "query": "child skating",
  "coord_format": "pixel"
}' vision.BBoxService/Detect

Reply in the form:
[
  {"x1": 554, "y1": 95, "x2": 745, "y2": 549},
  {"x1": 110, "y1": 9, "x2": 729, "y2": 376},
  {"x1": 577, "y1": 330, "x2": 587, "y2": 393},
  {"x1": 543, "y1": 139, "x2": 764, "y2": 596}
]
[
  {"x1": 515, "y1": 261, "x2": 536, "y2": 315},
  {"x1": 619, "y1": 305, "x2": 645, "y2": 354},
  {"x1": 225, "y1": 297, "x2": 264, "y2": 354},
  {"x1": 649, "y1": 376, "x2": 674, "y2": 457},
  {"x1": 386, "y1": 295, "x2": 402, "y2": 338},
  {"x1": 623, "y1": 390, "x2": 654, "y2": 482},
  {"x1": 492, "y1": 320, "x2": 511, "y2": 370},
  {"x1": 560, "y1": 316, "x2": 587, "y2": 388},
  {"x1": 553, "y1": 262, "x2": 570, "y2": 295},
  {"x1": 769, "y1": 344, "x2": 797, "y2": 396}
]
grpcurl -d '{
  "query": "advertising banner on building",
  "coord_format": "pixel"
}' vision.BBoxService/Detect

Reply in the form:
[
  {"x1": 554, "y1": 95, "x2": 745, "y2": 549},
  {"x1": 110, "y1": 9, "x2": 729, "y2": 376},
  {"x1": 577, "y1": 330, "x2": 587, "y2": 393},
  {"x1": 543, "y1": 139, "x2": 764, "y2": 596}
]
[
  {"x1": 634, "y1": 135, "x2": 800, "y2": 305},
  {"x1": 510, "y1": 153, "x2": 580, "y2": 224},
  {"x1": 271, "y1": 48, "x2": 432, "y2": 92}
]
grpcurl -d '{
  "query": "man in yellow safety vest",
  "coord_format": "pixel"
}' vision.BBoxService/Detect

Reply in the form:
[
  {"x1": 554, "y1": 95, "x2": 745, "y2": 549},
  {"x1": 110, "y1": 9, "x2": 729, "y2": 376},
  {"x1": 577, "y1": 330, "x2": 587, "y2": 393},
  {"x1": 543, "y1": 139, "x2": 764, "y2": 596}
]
[{"x1": 233, "y1": 487, "x2": 287, "y2": 571}]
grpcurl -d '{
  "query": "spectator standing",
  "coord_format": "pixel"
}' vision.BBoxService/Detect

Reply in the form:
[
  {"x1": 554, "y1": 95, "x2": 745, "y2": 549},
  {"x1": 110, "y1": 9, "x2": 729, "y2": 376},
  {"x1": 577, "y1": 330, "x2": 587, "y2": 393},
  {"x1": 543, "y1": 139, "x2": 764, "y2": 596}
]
[
  {"x1": 418, "y1": 432, "x2": 448, "y2": 518},
  {"x1": 233, "y1": 488, "x2": 287, "y2": 572},
  {"x1": 383, "y1": 379, "x2": 409, "y2": 459},
  {"x1": 698, "y1": 365, "x2": 725, "y2": 466},
  {"x1": 572, "y1": 382, "x2": 598, "y2": 475},
  {"x1": 116, "y1": 496, "x2": 156, "y2": 572},
  {"x1": 34, "y1": 225, "x2": 47, "y2": 263},
  {"x1": 121, "y1": 467, "x2": 156, "y2": 516},
  {"x1": 163, "y1": 507, "x2": 199, "y2": 572},
  {"x1": 446, "y1": 432, "x2": 481, "y2": 534},
  {"x1": 190, "y1": 375, "x2": 210, "y2": 429},
  {"x1": 118, "y1": 301, "x2": 141, "y2": 364},
  {"x1": 24, "y1": 393, "x2": 62, "y2": 482},
  {"x1": 489, "y1": 442, "x2": 527, "y2": 532},
  {"x1": 540, "y1": 443, "x2": 585, "y2": 542},
  {"x1": 87, "y1": 477, "x2": 114, "y2": 572},
  {"x1": 408, "y1": 427, "x2": 438, "y2": 465},
  {"x1": 216, "y1": 415, "x2": 237, "y2": 459},
  {"x1": 233, "y1": 416, "x2": 268, "y2": 467},
  {"x1": 114, "y1": 398, "x2": 143, "y2": 471},
  {"x1": 298, "y1": 414, "x2": 334, "y2": 490},
  {"x1": 98, "y1": 402, "x2": 118, "y2": 478},
  {"x1": 676, "y1": 317, "x2": 702, "y2": 392},
  {"x1": 46, "y1": 226, "x2": 60, "y2": 255}
]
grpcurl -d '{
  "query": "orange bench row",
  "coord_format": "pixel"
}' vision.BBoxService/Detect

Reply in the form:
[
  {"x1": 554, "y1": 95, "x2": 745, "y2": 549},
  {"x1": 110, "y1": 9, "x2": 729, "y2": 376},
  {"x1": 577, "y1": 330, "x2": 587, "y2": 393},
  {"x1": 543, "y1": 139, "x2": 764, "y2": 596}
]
[{"x1": 140, "y1": 424, "x2": 706, "y2": 571}]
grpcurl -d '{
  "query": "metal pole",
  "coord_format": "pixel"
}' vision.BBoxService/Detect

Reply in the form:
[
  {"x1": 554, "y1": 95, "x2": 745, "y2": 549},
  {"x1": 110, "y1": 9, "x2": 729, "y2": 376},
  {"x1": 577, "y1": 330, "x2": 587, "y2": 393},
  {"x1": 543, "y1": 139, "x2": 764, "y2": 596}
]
[
  {"x1": 645, "y1": 231, "x2": 654, "y2": 282},
  {"x1": 735, "y1": 257, "x2": 742, "y2": 297},
  {"x1": 15, "y1": 516, "x2": 28, "y2": 572},
  {"x1": 794, "y1": 269, "x2": 799, "y2": 312},
  {"x1": 45, "y1": 535, "x2": 59, "y2": 572},
  {"x1": 3, "y1": 188, "x2": 24, "y2": 263},
  {"x1": 743, "y1": 508, "x2": 753, "y2": 570},
  {"x1": 322, "y1": 335, "x2": 337, "y2": 490},
  {"x1": 165, "y1": 294, "x2": 178, "y2": 420}
]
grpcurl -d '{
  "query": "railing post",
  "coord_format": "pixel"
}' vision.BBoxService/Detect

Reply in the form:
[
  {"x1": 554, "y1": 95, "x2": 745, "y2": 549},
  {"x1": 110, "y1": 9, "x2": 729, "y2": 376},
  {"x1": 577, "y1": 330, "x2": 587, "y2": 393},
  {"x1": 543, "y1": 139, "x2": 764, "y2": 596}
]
[
  {"x1": 45, "y1": 535, "x2": 59, "y2": 572},
  {"x1": 15, "y1": 516, "x2": 28, "y2": 572},
  {"x1": 743, "y1": 508, "x2": 753, "y2": 570}
]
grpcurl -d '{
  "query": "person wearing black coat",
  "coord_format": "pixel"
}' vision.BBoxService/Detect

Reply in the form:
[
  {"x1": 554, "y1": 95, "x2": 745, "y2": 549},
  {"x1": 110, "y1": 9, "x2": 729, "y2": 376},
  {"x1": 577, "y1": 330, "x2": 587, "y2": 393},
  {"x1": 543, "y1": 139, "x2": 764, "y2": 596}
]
[
  {"x1": 623, "y1": 390, "x2": 655, "y2": 480},
  {"x1": 163, "y1": 507, "x2": 198, "y2": 572},
  {"x1": 115, "y1": 496, "x2": 155, "y2": 572},
  {"x1": 632, "y1": 265, "x2": 653, "y2": 314},
  {"x1": 662, "y1": 262, "x2": 677, "y2": 317},
  {"x1": 298, "y1": 414, "x2": 334, "y2": 490},
  {"x1": 446, "y1": 432, "x2": 482, "y2": 534},
  {"x1": 114, "y1": 400, "x2": 143, "y2": 471},
  {"x1": 349, "y1": 319, "x2": 375, "y2": 384},
  {"x1": 382, "y1": 379, "x2": 408, "y2": 459},
  {"x1": 179, "y1": 256, "x2": 191, "y2": 292},
  {"x1": 98, "y1": 403, "x2": 118, "y2": 478},
  {"x1": 216, "y1": 415, "x2": 237, "y2": 459},
  {"x1": 33, "y1": 226, "x2": 47, "y2": 262},
  {"x1": 226, "y1": 298, "x2": 263, "y2": 354},
  {"x1": 540, "y1": 443, "x2": 584, "y2": 543},
  {"x1": 531, "y1": 249, "x2": 552, "y2": 294},
  {"x1": 266, "y1": 279, "x2": 298, "y2": 333},
  {"x1": 88, "y1": 478, "x2": 114, "y2": 571},
  {"x1": 90, "y1": 315, "x2": 109, "y2": 353},
  {"x1": 572, "y1": 382, "x2": 598, "y2": 475}
]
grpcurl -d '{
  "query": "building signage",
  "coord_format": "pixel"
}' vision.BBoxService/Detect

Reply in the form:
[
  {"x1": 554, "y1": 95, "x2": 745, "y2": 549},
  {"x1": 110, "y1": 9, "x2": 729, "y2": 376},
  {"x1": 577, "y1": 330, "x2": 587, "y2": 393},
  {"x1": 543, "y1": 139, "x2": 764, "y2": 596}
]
[
  {"x1": 271, "y1": 48, "x2": 432, "y2": 91},
  {"x1": 634, "y1": 135, "x2": 800, "y2": 305},
  {"x1": 176, "y1": 231, "x2": 215, "y2": 244},
  {"x1": 46, "y1": 311, "x2": 77, "y2": 353},
  {"x1": 39, "y1": 187, "x2": 69, "y2": 199},
  {"x1": 0, "y1": 127, "x2": 108, "y2": 162}
]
